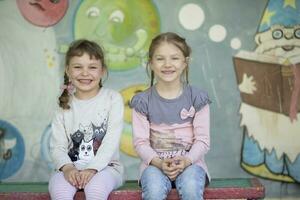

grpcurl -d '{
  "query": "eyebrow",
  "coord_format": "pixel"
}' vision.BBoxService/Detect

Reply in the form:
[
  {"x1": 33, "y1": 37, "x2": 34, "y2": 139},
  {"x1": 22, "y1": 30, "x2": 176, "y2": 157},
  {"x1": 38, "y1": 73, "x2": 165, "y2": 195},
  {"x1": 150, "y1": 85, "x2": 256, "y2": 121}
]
[
  {"x1": 69, "y1": 63, "x2": 82, "y2": 66},
  {"x1": 154, "y1": 53, "x2": 182, "y2": 57},
  {"x1": 70, "y1": 62, "x2": 101, "y2": 65}
]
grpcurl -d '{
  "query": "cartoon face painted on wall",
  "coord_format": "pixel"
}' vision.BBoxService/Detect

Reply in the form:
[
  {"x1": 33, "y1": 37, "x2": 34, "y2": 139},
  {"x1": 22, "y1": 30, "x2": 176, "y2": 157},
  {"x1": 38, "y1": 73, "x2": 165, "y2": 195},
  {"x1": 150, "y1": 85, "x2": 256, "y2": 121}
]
[
  {"x1": 254, "y1": 0, "x2": 300, "y2": 59},
  {"x1": 255, "y1": 24, "x2": 300, "y2": 58},
  {"x1": 16, "y1": 0, "x2": 69, "y2": 27},
  {"x1": 74, "y1": 0, "x2": 160, "y2": 71}
]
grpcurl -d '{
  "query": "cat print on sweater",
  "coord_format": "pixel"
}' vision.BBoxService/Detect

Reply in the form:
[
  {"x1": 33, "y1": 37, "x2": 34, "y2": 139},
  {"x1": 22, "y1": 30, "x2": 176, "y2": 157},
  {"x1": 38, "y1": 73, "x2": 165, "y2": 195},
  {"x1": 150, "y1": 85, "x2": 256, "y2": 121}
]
[
  {"x1": 74, "y1": 139, "x2": 94, "y2": 169},
  {"x1": 68, "y1": 130, "x2": 84, "y2": 161},
  {"x1": 92, "y1": 120, "x2": 107, "y2": 153},
  {"x1": 79, "y1": 123, "x2": 93, "y2": 142}
]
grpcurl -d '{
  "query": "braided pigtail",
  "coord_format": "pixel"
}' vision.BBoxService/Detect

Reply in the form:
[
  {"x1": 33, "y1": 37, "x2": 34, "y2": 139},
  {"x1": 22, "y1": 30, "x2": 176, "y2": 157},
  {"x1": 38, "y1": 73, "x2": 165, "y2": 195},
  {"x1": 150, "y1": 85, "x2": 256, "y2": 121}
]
[
  {"x1": 59, "y1": 73, "x2": 71, "y2": 109},
  {"x1": 150, "y1": 70, "x2": 154, "y2": 87},
  {"x1": 185, "y1": 65, "x2": 189, "y2": 84}
]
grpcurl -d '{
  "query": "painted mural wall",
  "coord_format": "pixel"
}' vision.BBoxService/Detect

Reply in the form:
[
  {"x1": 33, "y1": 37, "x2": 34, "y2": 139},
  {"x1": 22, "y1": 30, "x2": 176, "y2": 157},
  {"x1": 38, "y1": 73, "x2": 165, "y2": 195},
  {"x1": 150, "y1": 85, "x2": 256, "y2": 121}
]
[{"x1": 1, "y1": 0, "x2": 300, "y2": 198}]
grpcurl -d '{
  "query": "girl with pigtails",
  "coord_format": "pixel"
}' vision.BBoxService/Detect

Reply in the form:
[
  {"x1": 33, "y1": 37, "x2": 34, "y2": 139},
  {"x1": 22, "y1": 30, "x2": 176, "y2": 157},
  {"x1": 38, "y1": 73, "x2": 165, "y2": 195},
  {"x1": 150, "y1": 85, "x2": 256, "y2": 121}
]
[
  {"x1": 48, "y1": 39, "x2": 124, "y2": 200},
  {"x1": 131, "y1": 32, "x2": 211, "y2": 200}
]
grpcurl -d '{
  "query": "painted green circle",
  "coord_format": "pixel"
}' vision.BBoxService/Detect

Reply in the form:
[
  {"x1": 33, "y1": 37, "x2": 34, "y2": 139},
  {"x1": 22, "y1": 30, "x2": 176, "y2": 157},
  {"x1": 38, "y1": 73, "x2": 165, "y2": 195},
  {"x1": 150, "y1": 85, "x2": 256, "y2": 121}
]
[{"x1": 74, "y1": 0, "x2": 160, "y2": 71}]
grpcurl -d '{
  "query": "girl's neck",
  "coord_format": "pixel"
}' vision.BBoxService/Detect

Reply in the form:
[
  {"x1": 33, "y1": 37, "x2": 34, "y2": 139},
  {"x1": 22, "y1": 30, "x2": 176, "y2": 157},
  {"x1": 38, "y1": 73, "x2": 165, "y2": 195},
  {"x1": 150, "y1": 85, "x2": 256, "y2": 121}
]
[
  {"x1": 75, "y1": 87, "x2": 101, "y2": 100},
  {"x1": 155, "y1": 81, "x2": 183, "y2": 99}
]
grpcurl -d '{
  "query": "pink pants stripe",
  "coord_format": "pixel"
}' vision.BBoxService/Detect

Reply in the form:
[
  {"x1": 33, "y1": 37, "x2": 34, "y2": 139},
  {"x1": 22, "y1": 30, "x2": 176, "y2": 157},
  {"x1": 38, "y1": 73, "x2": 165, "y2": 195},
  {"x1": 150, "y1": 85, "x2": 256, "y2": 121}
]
[{"x1": 48, "y1": 168, "x2": 121, "y2": 200}]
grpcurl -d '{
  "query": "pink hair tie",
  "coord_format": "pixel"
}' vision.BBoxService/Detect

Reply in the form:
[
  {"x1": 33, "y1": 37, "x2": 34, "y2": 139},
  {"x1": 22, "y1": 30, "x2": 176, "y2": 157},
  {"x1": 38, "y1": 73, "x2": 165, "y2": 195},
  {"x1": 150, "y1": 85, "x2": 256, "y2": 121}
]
[{"x1": 61, "y1": 83, "x2": 74, "y2": 94}]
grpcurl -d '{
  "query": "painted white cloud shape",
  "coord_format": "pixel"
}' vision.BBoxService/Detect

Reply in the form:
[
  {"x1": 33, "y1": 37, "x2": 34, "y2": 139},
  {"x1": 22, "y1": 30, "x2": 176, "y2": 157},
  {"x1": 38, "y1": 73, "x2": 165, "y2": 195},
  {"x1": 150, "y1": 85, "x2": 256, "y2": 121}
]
[
  {"x1": 179, "y1": 3, "x2": 204, "y2": 30},
  {"x1": 231, "y1": 37, "x2": 242, "y2": 49},
  {"x1": 209, "y1": 24, "x2": 227, "y2": 42}
]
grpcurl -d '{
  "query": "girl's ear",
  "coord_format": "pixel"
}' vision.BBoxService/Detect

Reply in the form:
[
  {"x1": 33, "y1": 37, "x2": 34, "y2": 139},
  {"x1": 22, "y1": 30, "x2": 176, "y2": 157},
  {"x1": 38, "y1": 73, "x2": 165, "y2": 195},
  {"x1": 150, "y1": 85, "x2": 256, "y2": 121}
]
[
  {"x1": 65, "y1": 66, "x2": 70, "y2": 77},
  {"x1": 101, "y1": 66, "x2": 107, "y2": 76},
  {"x1": 185, "y1": 57, "x2": 190, "y2": 64},
  {"x1": 148, "y1": 61, "x2": 153, "y2": 70},
  {"x1": 184, "y1": 57, "x2": 190, "y2": 69}
]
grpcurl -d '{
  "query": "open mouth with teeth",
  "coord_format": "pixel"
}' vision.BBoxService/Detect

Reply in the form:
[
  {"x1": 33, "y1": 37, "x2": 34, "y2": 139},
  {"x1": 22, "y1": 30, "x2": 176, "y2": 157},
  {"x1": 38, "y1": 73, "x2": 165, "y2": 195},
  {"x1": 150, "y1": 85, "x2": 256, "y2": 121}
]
[
  {"x1": 78, "y1": 79, "x2": 93, "y2": 85},
  {"x1": 162, "y1": 70, "x2": 175, "y2": 75}
]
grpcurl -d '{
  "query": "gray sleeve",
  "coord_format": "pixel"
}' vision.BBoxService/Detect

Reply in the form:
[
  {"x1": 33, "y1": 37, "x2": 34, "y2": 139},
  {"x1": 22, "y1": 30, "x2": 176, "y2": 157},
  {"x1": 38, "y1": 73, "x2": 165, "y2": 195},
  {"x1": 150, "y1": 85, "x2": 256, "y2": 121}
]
[
  {"x1": 130, "y1": 92, "x2": 149, "y2": 116},
  {"x1": 191, "y1": 86, "x2": 212, "y2": 112}
]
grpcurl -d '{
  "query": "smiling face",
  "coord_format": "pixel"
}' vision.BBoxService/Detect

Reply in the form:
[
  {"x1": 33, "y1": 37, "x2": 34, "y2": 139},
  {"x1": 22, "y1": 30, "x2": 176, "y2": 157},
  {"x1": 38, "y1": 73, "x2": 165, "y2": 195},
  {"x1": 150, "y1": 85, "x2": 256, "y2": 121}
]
[
  {"x1": 66, "y1": 53, "x2": 105, "y2": 100},
  {"x1": 150, "y1": 42, "x2": 187, "y2": 86}
]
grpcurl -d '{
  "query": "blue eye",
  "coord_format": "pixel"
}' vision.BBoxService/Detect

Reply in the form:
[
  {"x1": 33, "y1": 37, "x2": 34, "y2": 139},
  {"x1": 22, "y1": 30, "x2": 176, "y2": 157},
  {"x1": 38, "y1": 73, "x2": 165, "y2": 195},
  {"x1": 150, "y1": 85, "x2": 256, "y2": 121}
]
[
  {"x1": 294, "y1": 28, "x2": 300, "y2": 39},
  {"x1": 272, "y1": 29, "x2": 283, "y2": 39}
]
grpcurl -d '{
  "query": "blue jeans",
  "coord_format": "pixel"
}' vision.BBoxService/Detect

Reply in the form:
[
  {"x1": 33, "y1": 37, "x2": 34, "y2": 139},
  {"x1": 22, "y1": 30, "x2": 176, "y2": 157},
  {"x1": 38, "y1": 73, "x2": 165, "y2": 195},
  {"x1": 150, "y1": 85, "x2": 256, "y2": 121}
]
[{"x1": 140, "y1": 165, "x2": 206, "y2": 200}]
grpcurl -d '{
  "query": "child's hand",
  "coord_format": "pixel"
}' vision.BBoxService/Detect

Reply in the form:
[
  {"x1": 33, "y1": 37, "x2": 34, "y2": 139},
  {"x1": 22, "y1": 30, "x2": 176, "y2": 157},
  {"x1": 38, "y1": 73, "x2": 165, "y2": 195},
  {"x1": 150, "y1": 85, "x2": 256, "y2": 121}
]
[
  {"x1": 78, "y1": 169, "x2": 97, "y2": 189},
  {"x1": 62, "y1": 164, "x2": 80, "y2": 188},
  {"x1": 173, "y1": 156, "x2": 192, "y2": 173},
  {"x1": 161, "y1": 158, "x2": 181, "y2": 181}
]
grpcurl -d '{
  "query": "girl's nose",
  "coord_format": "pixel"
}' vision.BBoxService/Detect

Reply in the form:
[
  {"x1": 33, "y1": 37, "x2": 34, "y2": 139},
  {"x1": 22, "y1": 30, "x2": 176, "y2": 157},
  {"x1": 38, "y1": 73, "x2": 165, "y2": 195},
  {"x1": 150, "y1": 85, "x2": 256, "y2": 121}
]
[
  {"x1": 164, "y1": 58, "x2": 172, "y2": 66},
  {"x1": 81, "y1": 68, "x2": 89, "y2": 75}
]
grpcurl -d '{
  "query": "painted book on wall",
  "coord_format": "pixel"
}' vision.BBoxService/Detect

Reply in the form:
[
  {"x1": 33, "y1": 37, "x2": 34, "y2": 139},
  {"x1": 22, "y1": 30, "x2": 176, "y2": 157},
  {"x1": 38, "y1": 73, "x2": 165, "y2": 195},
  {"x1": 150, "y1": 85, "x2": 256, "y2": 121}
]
[{"x1": 233, "y1": 50, "x2": 300, "y2": 116}]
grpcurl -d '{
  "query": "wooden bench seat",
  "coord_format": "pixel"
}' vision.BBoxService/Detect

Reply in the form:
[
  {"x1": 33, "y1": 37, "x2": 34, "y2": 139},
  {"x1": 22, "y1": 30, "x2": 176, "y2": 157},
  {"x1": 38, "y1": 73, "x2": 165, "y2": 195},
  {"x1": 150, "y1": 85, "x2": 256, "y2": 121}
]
[{"x1": 0, "y1": 178, "x2": 265, "y2": 200}]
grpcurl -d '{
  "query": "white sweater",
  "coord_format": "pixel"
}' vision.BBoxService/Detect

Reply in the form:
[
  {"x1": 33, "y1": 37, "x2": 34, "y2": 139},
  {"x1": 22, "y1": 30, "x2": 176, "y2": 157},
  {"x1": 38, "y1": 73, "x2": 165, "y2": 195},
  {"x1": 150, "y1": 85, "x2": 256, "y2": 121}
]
[{"x1": 50, "y1": 88, "x2": 124, "y2": 176}]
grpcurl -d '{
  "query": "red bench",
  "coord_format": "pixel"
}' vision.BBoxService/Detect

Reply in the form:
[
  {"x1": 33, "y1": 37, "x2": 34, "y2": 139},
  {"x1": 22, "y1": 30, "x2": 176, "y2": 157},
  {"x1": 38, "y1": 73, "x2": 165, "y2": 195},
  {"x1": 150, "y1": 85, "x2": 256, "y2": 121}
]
[{"x1": 0, "y1": 178, "x2": 265, "y2": 200}]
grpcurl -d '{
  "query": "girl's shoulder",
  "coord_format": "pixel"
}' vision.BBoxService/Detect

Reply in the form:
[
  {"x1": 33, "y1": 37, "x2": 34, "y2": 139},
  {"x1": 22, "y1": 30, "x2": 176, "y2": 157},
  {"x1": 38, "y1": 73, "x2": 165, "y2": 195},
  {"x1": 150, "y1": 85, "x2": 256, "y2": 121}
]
[
  {"x1": 103, "y1": 87, "x2": 121, "y2": 95},
  {"x1": 187, "y1": 85, "x2": 211, "y2": 111},
  {"x1": 188, "y1": 85, "x2": 209, "y2": 98},
  {"x1": 129, "y1": 87, "x2": 152, "y2": 115},
  {"x1": 51, "y1": 105, "x2": 67, "y2": 123},
  {"x1": 99, "y1": 87, "x2": 123, "y2": 102}
]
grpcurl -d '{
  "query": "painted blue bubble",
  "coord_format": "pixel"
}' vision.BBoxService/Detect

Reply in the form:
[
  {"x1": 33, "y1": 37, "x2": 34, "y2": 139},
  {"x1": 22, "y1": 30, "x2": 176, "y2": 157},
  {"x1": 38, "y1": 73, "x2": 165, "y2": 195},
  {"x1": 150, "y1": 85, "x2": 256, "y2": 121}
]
[{"x1": 0, "y1": 120, "x2": 25, "y2": 180}]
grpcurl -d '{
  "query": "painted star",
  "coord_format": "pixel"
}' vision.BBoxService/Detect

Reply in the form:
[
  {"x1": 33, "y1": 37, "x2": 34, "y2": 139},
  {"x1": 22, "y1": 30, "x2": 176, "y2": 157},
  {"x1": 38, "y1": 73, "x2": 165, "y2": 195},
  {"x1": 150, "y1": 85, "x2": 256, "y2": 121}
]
[
  {"x1": 261, "y1": 9, "x2": 276, "y2": 26},
  {"x1": 283, "y1": 0, "x2": 296, "y2": 9}
]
